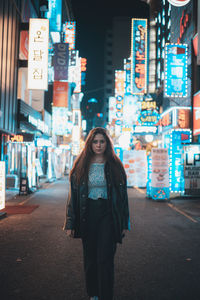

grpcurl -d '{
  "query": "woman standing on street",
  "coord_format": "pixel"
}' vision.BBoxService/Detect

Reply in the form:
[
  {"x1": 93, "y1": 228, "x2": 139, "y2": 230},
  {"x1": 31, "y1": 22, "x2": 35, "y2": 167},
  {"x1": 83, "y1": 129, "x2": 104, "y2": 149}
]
[{"x1": 63, "y1": 127, "x2": 130, "y2": 300}]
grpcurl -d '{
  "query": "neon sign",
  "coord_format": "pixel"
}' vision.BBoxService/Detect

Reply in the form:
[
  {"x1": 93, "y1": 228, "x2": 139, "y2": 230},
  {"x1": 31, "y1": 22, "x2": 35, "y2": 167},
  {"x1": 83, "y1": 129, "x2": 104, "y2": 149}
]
[
  {"x1": 131, "y1": 18, "x2": 147, "y2": 94},
  {"x1": 164, "y1": 43, "x2": 188, "y2": 97},
  {"x1": 177, "y1": 10, "x2": 190, "y2": 44}
]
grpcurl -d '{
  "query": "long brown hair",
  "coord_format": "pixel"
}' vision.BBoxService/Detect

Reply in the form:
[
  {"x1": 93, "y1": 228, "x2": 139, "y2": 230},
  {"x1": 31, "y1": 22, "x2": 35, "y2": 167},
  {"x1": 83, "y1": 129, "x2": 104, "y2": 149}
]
[{"x1": 70, "y1": 127, "x2": 126, "y2": 185}]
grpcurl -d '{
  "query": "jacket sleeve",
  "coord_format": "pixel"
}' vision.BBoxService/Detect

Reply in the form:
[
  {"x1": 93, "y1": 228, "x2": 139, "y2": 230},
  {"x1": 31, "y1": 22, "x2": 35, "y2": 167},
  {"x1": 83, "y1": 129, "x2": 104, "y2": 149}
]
[
  {"x1": 63, "y1": 176, "x2": 77, "y2": 231},
  {"x1": 122, "y1": 174, "x2": 130, "y2": 231}
]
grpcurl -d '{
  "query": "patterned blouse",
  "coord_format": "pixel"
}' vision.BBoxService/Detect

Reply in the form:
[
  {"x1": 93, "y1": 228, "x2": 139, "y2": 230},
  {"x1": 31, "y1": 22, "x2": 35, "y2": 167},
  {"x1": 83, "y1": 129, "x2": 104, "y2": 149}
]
[{"x1": 88, "y1": 163, "x2": 108, "y2": 200}]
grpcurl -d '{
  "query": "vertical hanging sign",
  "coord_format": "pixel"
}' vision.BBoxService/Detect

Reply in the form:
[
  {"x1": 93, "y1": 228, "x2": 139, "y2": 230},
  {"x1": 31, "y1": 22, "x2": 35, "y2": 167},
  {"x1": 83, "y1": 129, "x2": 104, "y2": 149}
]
[
  {"x1": 131, "y1": 18, "x2": 147, "y2": 94},
  {"x1": 28, "y1": 18, "x2": 49, "y2": 90},
  {"x1": 151, "y1": 148, "x2": 170, "y2": 200},
  {"x1": 0, "y1": 161, "x2": 5, "y2": 210}
]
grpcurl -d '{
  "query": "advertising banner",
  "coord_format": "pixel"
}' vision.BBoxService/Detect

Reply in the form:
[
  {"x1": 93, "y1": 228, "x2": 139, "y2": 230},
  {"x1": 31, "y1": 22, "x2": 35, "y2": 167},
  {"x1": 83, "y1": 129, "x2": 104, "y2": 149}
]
[
  {"x1": 164, "y1": 44, "x2": 188, "y2": 98},
  {"x1": 131, "y1": 18, "x2": 147, "y2": 94},
  {"x1": 123, "y1": 150, "x2": 147, "y2": 187},
  {"x1": 0, "y1": 161, "x2": 5, "y2": 210},
  {"x1": 150, "y1": 149, "x2": 170, "y2": 200},
  {"x1": 54, "y1": 43, "x2": 69, "y2": 81},
  {"x1": 28, "y1": 19, "x2": 49, "y2": 90},
  {"x1": 53, "y1": 81, "x2": 69, "y2": 107},
  {"x1": 184, "y1": 145, "x2": 200, "y2": 195},
  {"x1": 193, "y1": 91, "x2": 200, "y2": 136}
]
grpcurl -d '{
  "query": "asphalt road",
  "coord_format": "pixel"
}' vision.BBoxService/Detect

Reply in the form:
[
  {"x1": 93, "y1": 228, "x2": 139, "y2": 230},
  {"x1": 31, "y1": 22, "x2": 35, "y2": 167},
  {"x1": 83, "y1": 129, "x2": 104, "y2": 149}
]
[{"x1": 0, "y1": 178, "x2": 200, "y2": 300}]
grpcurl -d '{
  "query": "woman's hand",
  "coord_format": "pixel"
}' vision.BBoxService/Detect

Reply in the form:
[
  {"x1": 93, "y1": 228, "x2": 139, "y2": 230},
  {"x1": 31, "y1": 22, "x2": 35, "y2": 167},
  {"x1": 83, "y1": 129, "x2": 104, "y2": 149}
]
[{"x1": 66, "y1": 229, "x2": 74, "y2": 237}]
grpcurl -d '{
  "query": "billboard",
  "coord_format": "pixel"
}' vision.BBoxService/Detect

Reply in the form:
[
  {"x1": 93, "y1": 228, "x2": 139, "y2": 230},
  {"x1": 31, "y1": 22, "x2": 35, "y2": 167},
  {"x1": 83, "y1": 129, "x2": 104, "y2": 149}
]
[
  {"x1": 28, "y1": 19, "x2": 49, "y2": 90},
  {"x1": 131, "y1": 18, "x2": 147, "y2": 94},
  {"x1": 164, "y1": 44, "x2": 188, "y2": 97},
  {"x1": 54, "y1": 43, "x2": 69, "y2": 81},
  {"x1": 193, "y1": 91, "x2": 200, "y2": 136}
]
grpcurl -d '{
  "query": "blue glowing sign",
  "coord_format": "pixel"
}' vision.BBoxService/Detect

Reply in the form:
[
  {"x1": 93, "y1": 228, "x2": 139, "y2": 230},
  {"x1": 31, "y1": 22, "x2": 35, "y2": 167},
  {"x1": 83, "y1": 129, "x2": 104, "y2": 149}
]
[
  {"x1": 124, "y1": 58, "x2": 131, "y2": 94},
  {"x1": 169, "y1": 129, "x2": 191, "y2": 193},
  {"x1": 164, "y1": 44, "x2": 188, "y2": 97},
  {"x1": 114, "y1": 147, "x2": 123, "y2": 162},
  {"x1": 45, "y1": 0, "x2": 62, "y2": 32},
  {"x1": 131, "y1": 18, "x2": 147, "y2": 94},
  {"x1": 138, "y1": 110, "x2": 160, "y2": 125}
]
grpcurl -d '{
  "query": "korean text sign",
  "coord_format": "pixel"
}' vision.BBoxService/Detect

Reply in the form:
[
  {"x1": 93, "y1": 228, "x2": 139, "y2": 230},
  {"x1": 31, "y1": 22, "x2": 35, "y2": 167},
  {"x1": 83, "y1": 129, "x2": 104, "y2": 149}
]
[
  {"x1": 164, "y1": 44, "x2": 188, "y2": 97},
  {"x1": 131, "y1": 18, "x2": 147, "y2": 94},
  {"x1": 28, "y1": 19, "x2": 49, "y2": 90}
]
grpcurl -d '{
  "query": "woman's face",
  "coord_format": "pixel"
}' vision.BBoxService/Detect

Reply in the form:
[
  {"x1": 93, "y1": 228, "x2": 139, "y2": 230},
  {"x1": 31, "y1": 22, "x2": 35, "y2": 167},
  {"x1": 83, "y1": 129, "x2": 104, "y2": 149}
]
[{"x1": 92, "y1": 133, "x2": 107, "y2": 155}]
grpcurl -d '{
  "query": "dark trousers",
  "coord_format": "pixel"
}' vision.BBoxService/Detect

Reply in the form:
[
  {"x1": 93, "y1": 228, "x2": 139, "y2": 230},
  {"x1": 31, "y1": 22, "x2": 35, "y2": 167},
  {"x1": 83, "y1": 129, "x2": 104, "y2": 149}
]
[{"x1": 82, "y1": 198, "x2": 117, "y2": 300}]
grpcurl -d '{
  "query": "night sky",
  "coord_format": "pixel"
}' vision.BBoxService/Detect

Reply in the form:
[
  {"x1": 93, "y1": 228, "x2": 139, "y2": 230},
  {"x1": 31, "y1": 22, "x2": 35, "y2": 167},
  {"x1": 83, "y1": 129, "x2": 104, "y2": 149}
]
[{"x1": 71, "y1": 0, "x2": 149, "y2": 114}]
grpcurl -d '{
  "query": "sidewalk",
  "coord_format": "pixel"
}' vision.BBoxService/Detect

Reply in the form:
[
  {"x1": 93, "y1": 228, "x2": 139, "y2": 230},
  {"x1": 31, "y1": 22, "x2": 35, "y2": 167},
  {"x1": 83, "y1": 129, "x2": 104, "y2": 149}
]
[{"x1": 5, "y1": 176, "x2": 52, "y2": 203}]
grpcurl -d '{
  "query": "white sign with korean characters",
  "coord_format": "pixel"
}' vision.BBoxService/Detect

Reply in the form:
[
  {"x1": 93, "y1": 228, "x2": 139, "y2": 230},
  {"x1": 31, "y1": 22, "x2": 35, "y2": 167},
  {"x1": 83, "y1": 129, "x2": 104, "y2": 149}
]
[
  {"x1": 28, "y1": 18, "x2": 49, "y2": 90},
  {"x1": 0, "y1": 161, "x2": 5, "y2": 210}
]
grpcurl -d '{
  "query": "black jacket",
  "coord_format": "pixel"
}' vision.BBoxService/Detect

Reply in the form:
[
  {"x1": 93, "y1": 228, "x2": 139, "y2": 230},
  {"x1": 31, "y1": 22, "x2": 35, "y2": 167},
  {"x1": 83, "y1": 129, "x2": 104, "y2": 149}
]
[{"x1": 63, "y1": 162, "x2": 130, "y2": 243}]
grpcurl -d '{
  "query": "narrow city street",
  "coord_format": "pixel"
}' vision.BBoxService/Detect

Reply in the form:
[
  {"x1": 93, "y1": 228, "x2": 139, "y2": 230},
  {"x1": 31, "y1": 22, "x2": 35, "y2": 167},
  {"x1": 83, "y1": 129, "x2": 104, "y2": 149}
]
[{"x1": 0, "y1": 178, "x2": 200, "y2": 300}]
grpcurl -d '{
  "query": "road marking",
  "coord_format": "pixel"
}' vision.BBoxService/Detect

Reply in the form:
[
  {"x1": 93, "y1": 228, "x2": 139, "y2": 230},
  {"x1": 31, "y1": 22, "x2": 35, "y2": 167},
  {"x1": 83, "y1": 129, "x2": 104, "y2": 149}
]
[
  {"x1": 167, "y1": 203, "x2": 198, "y2": 223},
  {"x1": 134, "y1": 186, "x2": 146, "y2": 194}
]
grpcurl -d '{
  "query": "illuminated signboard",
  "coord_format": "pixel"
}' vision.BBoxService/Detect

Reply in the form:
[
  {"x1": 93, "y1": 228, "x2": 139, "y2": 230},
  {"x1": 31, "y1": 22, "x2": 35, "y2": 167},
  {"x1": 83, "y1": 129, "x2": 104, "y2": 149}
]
[
  {"x1": 164, "y1": 44, "x2": 188, "y2": 98},
  {"x1": 138, "y1": 110, "x2": 160, "y2": 125},
  {"x1": 115, "y1": 70, "x2": 125, "y2": 131},
  {"x1": 0, "y1": 161, "x2": 5, "y2": 210},
  {"x1": 52, "y1": 107, "x2": 70, "y2": 135},
  {"x1": 68, "y1": 53, "x2": 81, "y2": 93},
  {"x1": 81, "y1": 58, "x2": 87, "y2": 86},
  {"x1": 151, "y1": 148, "x2": 170, "y2": 200},
  {"x1": 169, "y1": 129, "x2": 191, "y2": 193},
  {"x1": 11, "y1": 135, "x2": 24, "y2": 143},
  {"x1": 109, "y1": 97, "x2": 116, "y2": 124},
  {"x1": 131, "y1": 18, "x2": 147, "y2": 95},
  {"x1": 53, "y1": 81, "x2": 69, "y2": 108},
  {"x1": 193, "y1": 33, "x2": 198, "y2": 56},
  {"x1": 114, "y1": 147, "x2": 123, "y2": 162},
  {"x1": 160, "y1": 106, "x2": 191, "y2": 132},
  {"x1": 54, "y1": 43, "x2": 69, "y2": 81},
  {"x1": 123, "y1": 94, "x2": 140, "y2": 127},
  {"x1": 193, "y1": 91, "x2": 200, "y2": 136},
  {"x1": 28, "y1": 19, "x2": 49, "y2": 90},
  {"x1": 124, "y1": 58, "x2": 131, "y2": 94},
  {"x1": 184, "y1": 145, "x2": 200, "y2": 195},
  {"x1": 167, "y1": 0, "x2": 191, "y2": 7},
  {"x1": 63, "y1": 22, "x2": 76, "y2": 50},
  {"x1": 133, "y1": 125, "x2": 158, "y2": 135},
  {"x1": 115, "y1": 70, "x2": 125, "y2": 97},
  {"x1": 45, "y1": 0, "x2": 62, "y2": 32}
]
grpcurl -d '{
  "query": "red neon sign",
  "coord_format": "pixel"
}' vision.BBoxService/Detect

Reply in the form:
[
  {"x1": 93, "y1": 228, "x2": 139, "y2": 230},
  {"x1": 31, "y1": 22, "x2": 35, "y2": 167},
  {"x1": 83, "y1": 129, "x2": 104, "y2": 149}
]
[{"x1": 177, "y1": 10, "x2": 190, "y2": 44}]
